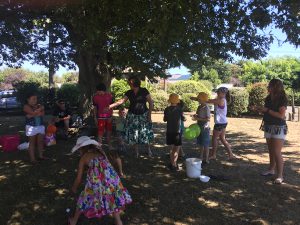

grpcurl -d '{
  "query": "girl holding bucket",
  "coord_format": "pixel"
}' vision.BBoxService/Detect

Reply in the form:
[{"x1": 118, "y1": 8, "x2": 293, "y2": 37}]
[
  {"x1": 23, "y1": 92, "x2": 47, "y2": 164},
  {"x1": 191, "y1": 92, "x2": 211, "y2": 163},
  {"x1": 207, "y1": 87, "x2": 234, "y2": 160}
]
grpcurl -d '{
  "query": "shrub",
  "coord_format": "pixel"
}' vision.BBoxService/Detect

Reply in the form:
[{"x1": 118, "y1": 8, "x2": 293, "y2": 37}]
[
  {"x1": 199, "y1": 80, "x2": 213, "y2": 92},
  {"x1": 247, "y1": 82, "x2": 268, "y2": 108},
  {"x1": 56, "y1": 83, "x2": 81, "y2": 107},
  {"x1": 167, "y1": 80, "x2": 210, "y2": 96},
  {"x1": 151, "y1": 90, "x2": 169, "y2": 111},
  {"x1": 181, "y1": 93, "x2": 199, "y2": 112},
  {"x1": 111, "y1": 79, "x2": 129, "y2": 101},
  {"x1": 14, "y1": 81, "x2": 41, "y2": 105},
  {"x1": 227, "y1": 88, "x2": 249, "y2": 116}
]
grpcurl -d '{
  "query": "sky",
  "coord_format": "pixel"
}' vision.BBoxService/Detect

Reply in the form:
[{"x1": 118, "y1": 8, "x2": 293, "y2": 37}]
[{"x1": 2, "y1": 29, "x2": 299, "y2": 76}]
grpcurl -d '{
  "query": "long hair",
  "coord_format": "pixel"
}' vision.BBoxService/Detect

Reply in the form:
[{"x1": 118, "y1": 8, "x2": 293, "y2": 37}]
[{"x1": 268, "y1": 78, "x2": 288, "y2": 107}]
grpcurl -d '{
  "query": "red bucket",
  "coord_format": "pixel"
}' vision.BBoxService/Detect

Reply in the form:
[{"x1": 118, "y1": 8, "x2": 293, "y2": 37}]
[{"x1": 0, "y1": 134, "x2": 20, "y2": 152}]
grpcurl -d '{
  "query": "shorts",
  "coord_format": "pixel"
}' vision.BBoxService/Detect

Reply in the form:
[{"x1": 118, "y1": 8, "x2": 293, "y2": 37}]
[
  {"x1": 214, "y1": 123, "x2": 227, "y2": 131},
  {"x1": 264, "y1": 130, "x2": 286, "y2": 140},
  {"x1": 26, "y1": 125, "x2": 45, "y2": 137},
  {"x1": 97, "y1": 118, "x2": 112, "y2": 135},
  {"x1": 166, "y1": 132, "x2": 182, "y2": 146},
  {"x1": 197, "y1": 128, "x2": 210, "y2": 147}
]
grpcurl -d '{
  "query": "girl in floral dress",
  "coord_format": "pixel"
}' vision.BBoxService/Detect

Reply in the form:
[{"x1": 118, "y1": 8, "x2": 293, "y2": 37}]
[{"x1": 68, "y1": 136, "x2": 132, "y2": 225}]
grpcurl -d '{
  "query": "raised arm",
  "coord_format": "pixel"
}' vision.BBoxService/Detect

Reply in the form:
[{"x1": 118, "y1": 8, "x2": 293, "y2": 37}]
[{"x1": 109, "y1": 96, "x2": 128, "y2": 110}]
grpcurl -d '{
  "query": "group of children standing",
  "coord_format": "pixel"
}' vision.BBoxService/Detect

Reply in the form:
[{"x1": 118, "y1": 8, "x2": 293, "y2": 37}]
[{"x1": 164, "y1": 87, "x2": 235, "y2": 171}]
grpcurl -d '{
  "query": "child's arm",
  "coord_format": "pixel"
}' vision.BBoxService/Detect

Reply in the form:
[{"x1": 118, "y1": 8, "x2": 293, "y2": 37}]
[
  {"x1": 193, "y1": 115, "x2": 210, "y2": 122},
  {"x1": 163, "y1": 108, "x2": 167, "y2": 122},
  {"x1": 71, "y1": 157, "x2": 85, "y2": 193},
  {"x1": 207, "y1": 98, "x2": 224, "y2": 106},
  {"x1": 23, "y1": 104, "x2": 43, "y2": 118}
]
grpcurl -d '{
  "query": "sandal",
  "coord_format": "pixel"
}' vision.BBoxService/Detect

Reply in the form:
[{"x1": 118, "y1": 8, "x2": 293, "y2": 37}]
[
  {"x1": 273, "y1": 177, "x2": 284, "y2": 184},
  {"x1": 260, "y1": 170, "x2": 275, "y2": 176}
]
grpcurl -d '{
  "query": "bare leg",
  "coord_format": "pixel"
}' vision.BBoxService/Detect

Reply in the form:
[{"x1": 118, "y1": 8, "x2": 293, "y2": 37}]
[
  {"x1": 210, "y1": 129, "x2": 220, "y2": 159},
  {"x1": 68, "y1": 209, "x2": 81, "y2": 225},
  {"x1": 170, "y1": 146, "x2": 180, "y2": 167},
  {"x1": 204, "y1": 146, "x2": 209, "y2": 163},
  {"x1": 219, "y1": 129, "x2": 234, "y2": 159},
  {"x1": 37, "y1": 133, "x2": 45, "y2": 158},
  {"x1": 28, "y1": 136, "x2": 37, "y2": 163},
  {"x1": 272, "y1": 138, "x2": 284, "y2": 179},
  {"x1": 199, "y1": 146, "x2": 204, "y2": 160},
  {"x1": 147, "y1": 144, "x2": 153, "y2": 157},
  {"x1": 113, "y1": 212, "x2": 123, "y2": 225},
  {"x1": 107, "y1": 131, "x2": 112, "y2": 149},
  {"x1": 266, "y1": 138, "x2": 276, "y2": 172}
]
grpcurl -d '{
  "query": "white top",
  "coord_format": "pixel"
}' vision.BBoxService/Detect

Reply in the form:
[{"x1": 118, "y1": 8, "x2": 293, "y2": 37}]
[{"x1": 215, "y1": 98, "x2": 227, "y2": 124}]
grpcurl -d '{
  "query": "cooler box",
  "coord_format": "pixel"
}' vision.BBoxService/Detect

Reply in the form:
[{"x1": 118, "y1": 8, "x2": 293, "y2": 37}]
[{"x1": 0, "y1": 134, "x2": 20, "y2": 152}]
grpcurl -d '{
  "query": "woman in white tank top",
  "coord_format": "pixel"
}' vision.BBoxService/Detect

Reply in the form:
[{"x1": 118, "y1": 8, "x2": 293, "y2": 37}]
[{"x1": 207, "y1": 87, "x2": 235, "y2": 160}]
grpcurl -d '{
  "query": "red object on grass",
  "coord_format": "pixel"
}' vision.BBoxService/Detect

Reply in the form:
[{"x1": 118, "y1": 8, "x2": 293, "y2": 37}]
[{"x1": 0, "y1": 134, "x2": 20, "y2": 152}]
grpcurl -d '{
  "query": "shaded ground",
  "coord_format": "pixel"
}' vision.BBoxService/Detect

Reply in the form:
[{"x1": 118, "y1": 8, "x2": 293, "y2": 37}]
[{"x1": 0, "y1": 113, "x2": 299, "y2": 225}]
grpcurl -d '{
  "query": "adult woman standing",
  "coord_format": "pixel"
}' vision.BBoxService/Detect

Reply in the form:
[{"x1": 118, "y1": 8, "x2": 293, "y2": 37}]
[
  {"x1": 257, "y1": 79, "x2": 288, "y2": 184},
  {"x1": 109, "y1": 77, "x2": 154, "y2": 157}
]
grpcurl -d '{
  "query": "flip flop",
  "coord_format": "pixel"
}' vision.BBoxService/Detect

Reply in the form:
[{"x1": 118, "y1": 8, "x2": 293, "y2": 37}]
[{"x1": 273, "y1": 178, "x2": 284, "y2": 184}]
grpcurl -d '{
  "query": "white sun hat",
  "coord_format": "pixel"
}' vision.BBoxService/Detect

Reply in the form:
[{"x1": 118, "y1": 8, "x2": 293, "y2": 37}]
[{"x1": 71, "y1": 136, "x2": 100, "y2": 153}]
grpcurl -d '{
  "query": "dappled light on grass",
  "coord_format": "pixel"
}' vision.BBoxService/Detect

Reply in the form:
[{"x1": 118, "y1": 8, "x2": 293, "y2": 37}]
[{"x1": 0, "y1": 175, "x2": 7, "y2": 182}]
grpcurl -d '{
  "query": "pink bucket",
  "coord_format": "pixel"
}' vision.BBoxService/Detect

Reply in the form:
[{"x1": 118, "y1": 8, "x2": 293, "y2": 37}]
[{"x1": 0, "y1": 134, "x2": 20, "y2": 152}]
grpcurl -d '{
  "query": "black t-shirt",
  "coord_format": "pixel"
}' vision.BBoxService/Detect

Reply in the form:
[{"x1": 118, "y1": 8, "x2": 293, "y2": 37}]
[
  {"x1": 263, "y1": 95, "x2": 287, "y2": 126},
  {"x1": 53, "y1": 107, "x2": 72, "y2": 119},
  {"x1": 125, "y1": 87, "x2": 150, "y2": 115},
  {"x1": 164, "y1": 106, "x2": 183, "y2": 133}
]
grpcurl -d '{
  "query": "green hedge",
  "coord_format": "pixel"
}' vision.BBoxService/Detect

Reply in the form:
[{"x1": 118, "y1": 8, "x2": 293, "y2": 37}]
[
  {"x1": 167, "y1": 80, "x2": 210, "y2": 96},
  {"x1": 247, "y1": 82, "x2": 268, "y2": 111},
  {"x1": 227, "y1": 88, "x2": 249, "y2": 116},
  {"x1": 56, "y1": 83, "x2": 81, "y2": 107},
  {"x1": 152, "y1": 90, "x2": 169, "y2": 111},
  {"x1": 181, "y1": 93, "x2": 199, "y2": 112}
]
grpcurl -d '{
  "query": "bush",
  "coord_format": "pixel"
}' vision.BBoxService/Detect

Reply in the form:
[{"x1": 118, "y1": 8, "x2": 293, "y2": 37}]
[
  {"x1": 247, "y1": 82, "x2": 268, "y2": 110},
  {"x1": 111, "y1": 79, "x2": 129, "y2": 101},
  {"x1": 14, "y1": 81, "x2": 41, "y2": 105},
  {"x1": 286, "y1": 89, "x2": 300, "y2": 106},
  {"x1": 227, "y1": 88, "x2": 249, "y2": 116},
  {"x1": 167, "y1": 80, "x2": 210, "y2": 96},
  {"x1": 181, "y1": 93, "x2": 199, "y2": 112},
  {"x1": 151, "y1": 90, "x2": 169, "y2": 111},
  {"x1": 199, "y1": 80, "x2": 213, "y2": 92},
  {"x1": 56, "y1": 83, "x2": 81, "y2": 107}
]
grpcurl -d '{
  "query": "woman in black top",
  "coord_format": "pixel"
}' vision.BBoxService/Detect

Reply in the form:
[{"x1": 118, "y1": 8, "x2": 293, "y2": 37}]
[
  {"x1": 109, "y1": 77, "x2": 154, "y2": 158},
  {"x1": 256, "y1": 79, "x2": 288, "y2": 184}
]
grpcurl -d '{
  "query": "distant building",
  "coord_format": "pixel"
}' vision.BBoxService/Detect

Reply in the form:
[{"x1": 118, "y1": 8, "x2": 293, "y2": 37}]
[{"x1": 159, "y1": 74, "x2": 191, "y2": 90}]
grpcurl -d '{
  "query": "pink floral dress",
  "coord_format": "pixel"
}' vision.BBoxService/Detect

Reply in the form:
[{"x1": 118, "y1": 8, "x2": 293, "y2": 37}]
[{"x1": 77, "y1": 156, "x2": 132, "y2": 218}]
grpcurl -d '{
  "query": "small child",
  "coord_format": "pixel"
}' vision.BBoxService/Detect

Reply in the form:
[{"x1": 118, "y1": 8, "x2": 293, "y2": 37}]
[
  {"x1": 191, "y1": 92, "x2": 211, "y2": 163},
  {"x1": 92, "y1": 83, "x2": 114, "y2": 148},
  {"x1": 164, "y1": 93, "x2": 183, "y2": 171},
  {"x1": 178, "y1": 100, "x2": 186, "y2": 158},
  {"x1": 68, "y1": 136, "x2": 132, "y2": 225},
  {"x1": 115, "y1": 107, "x2": 127, "y2": 151}
]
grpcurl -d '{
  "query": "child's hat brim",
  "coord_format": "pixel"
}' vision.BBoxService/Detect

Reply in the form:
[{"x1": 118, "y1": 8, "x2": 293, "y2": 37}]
[{"x1": 71, "y1": 136, "x2": 100, "y2": 153}]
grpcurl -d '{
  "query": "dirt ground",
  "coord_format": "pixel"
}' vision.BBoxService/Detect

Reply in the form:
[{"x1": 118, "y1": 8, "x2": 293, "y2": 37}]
[{"x1": 0, "y1": 113, "x2": 299, "y2": 225}]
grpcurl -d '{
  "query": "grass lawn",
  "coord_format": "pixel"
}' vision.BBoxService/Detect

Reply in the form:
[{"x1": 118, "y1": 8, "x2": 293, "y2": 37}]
[{"x1": 0, "y1": 113, "x2": 299, "y2": 225}]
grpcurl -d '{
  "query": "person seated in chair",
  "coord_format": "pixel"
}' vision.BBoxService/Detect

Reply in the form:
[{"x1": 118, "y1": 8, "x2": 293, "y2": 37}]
[{"x1": 52, "y1": 99, "x2": 72, "y2": 139}]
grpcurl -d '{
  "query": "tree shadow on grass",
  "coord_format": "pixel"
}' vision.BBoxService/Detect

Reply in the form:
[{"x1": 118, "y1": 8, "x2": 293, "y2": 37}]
[{"x1": 0, "y1": 117, "x2": 300, "y2": 225}]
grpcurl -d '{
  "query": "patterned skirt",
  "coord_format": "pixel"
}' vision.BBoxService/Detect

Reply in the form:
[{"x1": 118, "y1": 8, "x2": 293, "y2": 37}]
[{"x1": 125, "y1": 111, "x2": 154, "y2": 145}]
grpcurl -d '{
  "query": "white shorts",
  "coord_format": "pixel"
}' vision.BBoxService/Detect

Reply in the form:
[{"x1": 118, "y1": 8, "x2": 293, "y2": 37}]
[
  {"x1": 264, "y1": 130, "x2": 286, "y2": 140},
  {"x1": 25, "y1": 125, "x2": 45, "y2": 137}
]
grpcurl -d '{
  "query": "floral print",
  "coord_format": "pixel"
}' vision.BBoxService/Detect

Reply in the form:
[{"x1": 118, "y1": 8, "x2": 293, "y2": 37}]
[{"x1": 77, "y1": 156, "x2": 132, "y2": 218}]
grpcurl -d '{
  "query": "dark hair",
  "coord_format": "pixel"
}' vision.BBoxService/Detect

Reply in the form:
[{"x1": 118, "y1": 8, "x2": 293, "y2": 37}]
[
  {"x1": 268, "y1": 78, "x2": 288, "y2": 107},
  {"x1": 96, "y1": 83, "x2": 107, "y2": 92},
  {"x1": 128, "y1": 76, "x2": 141, "y2": 88},
  {"x1": 26, "y1": 92, "x2": 37, "y2": 100}
]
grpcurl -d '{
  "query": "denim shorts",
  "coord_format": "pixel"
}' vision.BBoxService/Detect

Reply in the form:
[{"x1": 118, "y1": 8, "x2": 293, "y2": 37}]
[
  {"x1": 214, "y1": 123, "x2": 227, "y2": 131},
  {"x1": 197, "y1": 128, "x2": 210, "y2": 147}
]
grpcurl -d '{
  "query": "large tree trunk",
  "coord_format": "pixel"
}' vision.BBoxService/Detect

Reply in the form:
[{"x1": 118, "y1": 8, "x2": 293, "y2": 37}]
[{"x1": 77, "y1": 51, "x2": 112, "y2": 117}]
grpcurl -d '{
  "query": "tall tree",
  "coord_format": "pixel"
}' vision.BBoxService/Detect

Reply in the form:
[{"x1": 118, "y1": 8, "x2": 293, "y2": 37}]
[{"x1": 1, "y1": 0, "x2": 299, "y2": 108}]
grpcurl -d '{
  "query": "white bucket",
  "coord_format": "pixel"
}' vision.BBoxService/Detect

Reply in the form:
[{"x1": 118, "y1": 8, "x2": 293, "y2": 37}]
[{"x1": 186, "y1": 158, "x2": 202, "y2": 178}]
